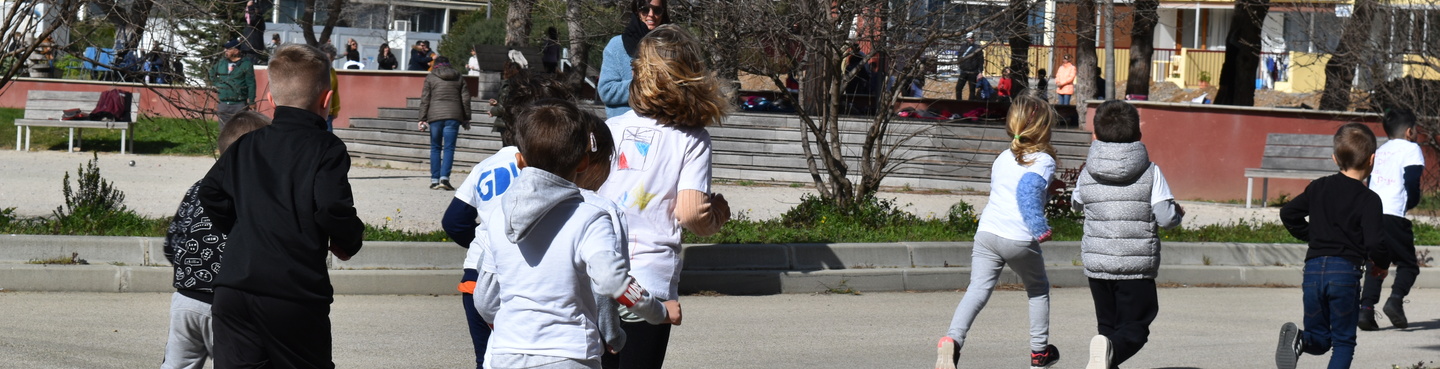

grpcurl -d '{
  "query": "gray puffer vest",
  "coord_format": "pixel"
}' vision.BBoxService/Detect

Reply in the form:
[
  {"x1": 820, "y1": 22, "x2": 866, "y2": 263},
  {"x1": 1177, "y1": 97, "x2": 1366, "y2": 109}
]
[{"x1": 1075, "y1": 141, "x2": 1159, "y2": 280}]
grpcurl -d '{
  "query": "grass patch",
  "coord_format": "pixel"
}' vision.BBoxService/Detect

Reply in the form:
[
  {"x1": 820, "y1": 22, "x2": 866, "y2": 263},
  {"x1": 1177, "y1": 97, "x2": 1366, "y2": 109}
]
[{"x1": 1, "y1": 107, "x2": 216, "y2": 155}]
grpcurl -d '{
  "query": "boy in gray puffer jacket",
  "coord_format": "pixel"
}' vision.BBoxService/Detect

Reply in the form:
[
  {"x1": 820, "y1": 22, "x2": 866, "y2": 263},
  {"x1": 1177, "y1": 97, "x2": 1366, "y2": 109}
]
[{"x1": 1071, "y1": 101, "x2": 1184, "y2": 369}]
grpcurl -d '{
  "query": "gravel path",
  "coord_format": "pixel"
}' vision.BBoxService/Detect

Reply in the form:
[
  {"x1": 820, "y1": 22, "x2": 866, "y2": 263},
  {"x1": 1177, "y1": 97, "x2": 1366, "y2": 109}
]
[{"x1": 0, "y1": 150, "x2": 1283, "y2": 232}]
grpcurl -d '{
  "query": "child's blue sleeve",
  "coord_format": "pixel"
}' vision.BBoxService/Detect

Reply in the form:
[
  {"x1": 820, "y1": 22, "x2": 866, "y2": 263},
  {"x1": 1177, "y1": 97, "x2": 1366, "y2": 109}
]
[
  {"x1": 442, "y1": 198, "x2": 479, "y2": 248},
  {"x1": 1017, "y1": 172, "x2": 1052, "y2": 240}
]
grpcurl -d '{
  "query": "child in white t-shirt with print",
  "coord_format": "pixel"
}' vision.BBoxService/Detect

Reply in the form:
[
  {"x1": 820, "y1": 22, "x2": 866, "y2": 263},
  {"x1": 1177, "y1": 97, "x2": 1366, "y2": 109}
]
[
  {"x1": 596, "y1": 24, "x2": 733, "y2": 368},
  {"x1": 936, "y1": 95, "x2": 1061, "y2": 369},
  {"x1": 1360, "y1": 108, "x2": 1425, "y2": 330}
]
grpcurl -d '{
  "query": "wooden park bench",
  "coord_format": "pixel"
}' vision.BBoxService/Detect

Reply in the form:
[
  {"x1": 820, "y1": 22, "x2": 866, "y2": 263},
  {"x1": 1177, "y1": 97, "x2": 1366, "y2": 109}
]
[
  {"x1": 13, "y1": 90, "x2": 139, "y2": 155},
  {"x1": 1244, "y1": 133, "x2": 1384, "y2": 208}
]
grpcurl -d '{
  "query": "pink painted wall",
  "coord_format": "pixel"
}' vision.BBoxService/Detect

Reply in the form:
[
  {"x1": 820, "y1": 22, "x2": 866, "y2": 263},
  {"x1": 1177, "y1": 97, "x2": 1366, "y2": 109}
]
[
  {"x1": 1, "y1": 69, "x2": 478, "y2": 129},
  {"x1": 1081, "y1": 101, "x2": 1401, "y2": 201}
]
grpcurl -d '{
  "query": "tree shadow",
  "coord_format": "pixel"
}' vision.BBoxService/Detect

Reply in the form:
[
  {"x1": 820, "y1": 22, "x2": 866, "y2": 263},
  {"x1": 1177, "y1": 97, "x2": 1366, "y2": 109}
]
[{"x1": 38, "y1": 140, "x2": 182, "y2": 154}]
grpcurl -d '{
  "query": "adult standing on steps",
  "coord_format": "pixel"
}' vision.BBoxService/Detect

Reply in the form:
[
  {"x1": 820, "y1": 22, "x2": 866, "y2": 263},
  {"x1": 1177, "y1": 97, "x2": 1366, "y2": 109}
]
[
  {"x1": 598, "y1": 0, "x2": 669, "y2": 118},
  {"x1": 416, "y1": 56, "x2": 471, "y2": 191},
  {"x1": 954, "y1": 34, "x2": 984, "y2": 101},
  {"x1": 210, "y1": 39, "x2": 255, "y2": 134}
]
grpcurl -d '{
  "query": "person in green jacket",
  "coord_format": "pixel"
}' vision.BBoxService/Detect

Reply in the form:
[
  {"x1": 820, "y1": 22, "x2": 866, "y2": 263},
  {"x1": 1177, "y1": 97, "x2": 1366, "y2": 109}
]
[{"x1": 211, "y1": 39, "x2": 256, "y2": 134}]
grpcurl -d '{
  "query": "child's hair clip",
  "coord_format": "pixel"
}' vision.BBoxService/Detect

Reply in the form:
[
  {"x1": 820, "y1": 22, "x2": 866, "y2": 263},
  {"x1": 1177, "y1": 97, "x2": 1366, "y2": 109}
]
[{"x1": 590, "y1": 132, "x2": 598, "y2": 152}]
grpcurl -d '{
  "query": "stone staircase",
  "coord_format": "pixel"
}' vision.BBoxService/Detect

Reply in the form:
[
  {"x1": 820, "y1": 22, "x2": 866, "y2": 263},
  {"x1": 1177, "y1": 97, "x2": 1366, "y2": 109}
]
[{"x1": 336, "y1": 99, "x2": 1095, "y2": 191}]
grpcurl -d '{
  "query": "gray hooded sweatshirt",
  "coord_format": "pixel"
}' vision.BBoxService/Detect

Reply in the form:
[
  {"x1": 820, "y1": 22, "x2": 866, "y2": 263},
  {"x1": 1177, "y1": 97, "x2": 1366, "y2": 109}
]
[
  {"x1": 1072, "y1": 141, "x2": 1182, "y2": 280},
  {"x1": 475, "y1": 168, "x2": 666, "y2": 360}
]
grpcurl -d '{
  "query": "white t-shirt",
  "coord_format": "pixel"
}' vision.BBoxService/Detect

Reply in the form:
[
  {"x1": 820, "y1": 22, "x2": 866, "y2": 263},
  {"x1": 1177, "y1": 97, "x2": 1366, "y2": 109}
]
[
  {"x1": 596, "y1": 110, "x2": 712, "y2": 300},
  {"x1": 1149, "y1": 166, "x2": 1176, "y2": 205},
  {"x1": 1370, "y1": 139, "x2": 1425, "y2": 217},
  {"x1": 466, "y1": 55, "x2": 481, "y2": 76},
  {"x1": 977, "y1": 150, "x2": 1055, "y2": 241},
  {"x1": 457, "y1": 146, "x2": 521, "y2": 269}
]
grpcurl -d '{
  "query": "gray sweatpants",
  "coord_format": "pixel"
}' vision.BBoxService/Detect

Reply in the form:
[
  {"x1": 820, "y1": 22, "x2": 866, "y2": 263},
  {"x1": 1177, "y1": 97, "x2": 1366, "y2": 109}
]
[
  {"x1": 946, "y1": 231, "x2": 1051, "y2": 352},
  {"x1": 161, "y1": 292, "x2": 213, "y2": 369}
]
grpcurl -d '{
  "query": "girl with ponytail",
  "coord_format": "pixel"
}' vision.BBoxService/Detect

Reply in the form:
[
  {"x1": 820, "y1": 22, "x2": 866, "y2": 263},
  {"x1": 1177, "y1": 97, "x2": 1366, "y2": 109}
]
[{"x1": 935, "y1": 94, "x2": 1061, "y2": 369}]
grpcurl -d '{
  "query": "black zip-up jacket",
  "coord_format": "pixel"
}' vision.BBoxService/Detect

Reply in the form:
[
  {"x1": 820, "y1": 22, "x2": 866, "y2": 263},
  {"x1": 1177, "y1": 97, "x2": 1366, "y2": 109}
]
[
  {"x1": 1280, "y1": 173, "x2": 1389, "y2": 267},
  {"x1": 199, "y1": 106, "x2": 364, "y2": 303}
]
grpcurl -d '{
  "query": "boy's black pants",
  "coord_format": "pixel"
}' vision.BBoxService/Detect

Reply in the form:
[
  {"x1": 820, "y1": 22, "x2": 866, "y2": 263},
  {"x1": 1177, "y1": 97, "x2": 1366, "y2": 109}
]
[
  {"x1": 1089, "y1": 278, "x2": 1159, "y2": 368},
  {"x1": 213, "y1": 286, "x2": 334, "y2": 369},
  {"x1": 1361, "y1": 215, "x2": 1420, "y2": 307},
  {"x1": 601, "y1": 321, "x2": 672, "y2": 369}
]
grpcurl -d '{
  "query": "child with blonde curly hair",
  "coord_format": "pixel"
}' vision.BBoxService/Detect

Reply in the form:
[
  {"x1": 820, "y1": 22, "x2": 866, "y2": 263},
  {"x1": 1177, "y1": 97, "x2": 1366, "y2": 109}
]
[
  {"x1": 936, "y1": 94, "x2": 1061, "y2": 369},
  {"x1": 596, "y1": 24, "x2": 732, "y2": 369}
]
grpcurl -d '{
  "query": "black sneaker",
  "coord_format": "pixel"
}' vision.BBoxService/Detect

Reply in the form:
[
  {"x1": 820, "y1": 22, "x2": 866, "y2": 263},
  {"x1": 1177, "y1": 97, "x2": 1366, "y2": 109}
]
[
  {"x1": 429, "y1": 182, "x2": 441, "y2": 190},
  {"x1": 1358, "y1": 306, "x2": 1379, "y2": 331},
  {"x1": 1383, "y1": 297, "x2": 1408, "y2": 329},
  {"x1": 439, "y1": 179, "x2": 455, "y2": 191},
  {"x1": 934, "y1": 336, "x2": 959, "y2": 369},
  {"x1": 1276, "y1": 322, "x2": 1301, "y2": 369},
  {"x1": 1030, "y1": 344, "x2": 1059, "y2": 369}
]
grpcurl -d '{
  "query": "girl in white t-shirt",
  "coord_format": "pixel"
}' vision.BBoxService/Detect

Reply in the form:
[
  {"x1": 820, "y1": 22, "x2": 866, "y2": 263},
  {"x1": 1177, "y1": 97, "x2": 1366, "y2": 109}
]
[
  {"x1": 936, "y1": 95, "x2": 1061, "y2": 369},
  {"x1": 596, "y1": 24, "x2": 732, "y2": 369}
]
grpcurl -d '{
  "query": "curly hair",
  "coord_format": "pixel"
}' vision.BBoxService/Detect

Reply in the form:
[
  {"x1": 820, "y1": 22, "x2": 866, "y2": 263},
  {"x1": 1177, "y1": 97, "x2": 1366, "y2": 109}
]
[
  {"x1": 1005, "y1": 95, "x2": 1058, "y2": 166},
  {"x1": 628, "y1": 24, "x2": 733, "y2": 128}
]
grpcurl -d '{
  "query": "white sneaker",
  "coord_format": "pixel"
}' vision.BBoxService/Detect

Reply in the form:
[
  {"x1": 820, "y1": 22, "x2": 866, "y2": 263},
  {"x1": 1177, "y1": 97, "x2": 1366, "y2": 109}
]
[
  {"x1": 935, "y1": 336, "x2": 958, "y2": 369},
  {"x1": 1086, "y1": 335, "x2": 1112, "y2": 369}
]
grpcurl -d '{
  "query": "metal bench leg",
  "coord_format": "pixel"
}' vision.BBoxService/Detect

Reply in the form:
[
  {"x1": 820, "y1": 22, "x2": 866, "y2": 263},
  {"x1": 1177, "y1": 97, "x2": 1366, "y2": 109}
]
[
  {"x1": 25, "y1": 127, "x2": 31, "y2": 151},
  {"x1": 121, "y1": 129, "x2": 127, "y2": 155},
  {"x1": 14, "y1": 128, "x2": 19, "y2": 151},
  {"x1": 1261, "y1": 178, "x2": 1269, "y2": 208},
  {"x1": 1246, "y1": 177, "x2": 1254, "y2": 208},
  {"x1": 68, "y1": 127, "x2": 75, "y2": 153}
]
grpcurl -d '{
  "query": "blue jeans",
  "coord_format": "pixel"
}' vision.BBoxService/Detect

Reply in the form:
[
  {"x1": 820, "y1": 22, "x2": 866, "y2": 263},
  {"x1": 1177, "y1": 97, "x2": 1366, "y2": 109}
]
[
  {"x1": 1301, "y1": 256, "x2": 1361, "y2": 369},
  {"x1": 429, "y1": 120, "x2": 460, "y2": 181},
  {"x1": 1058, "y1": 94, "x2": 1072, "y2": 105}
]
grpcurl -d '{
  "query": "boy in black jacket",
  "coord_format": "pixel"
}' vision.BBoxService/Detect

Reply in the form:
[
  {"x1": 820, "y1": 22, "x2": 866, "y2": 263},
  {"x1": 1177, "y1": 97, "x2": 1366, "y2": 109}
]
[
  {"x1": 1275, "y1": 123, "x2": 1389, "y2": 369},
  {"x1": 199, "y1": 43, "x2": 364, "y2": 369}
]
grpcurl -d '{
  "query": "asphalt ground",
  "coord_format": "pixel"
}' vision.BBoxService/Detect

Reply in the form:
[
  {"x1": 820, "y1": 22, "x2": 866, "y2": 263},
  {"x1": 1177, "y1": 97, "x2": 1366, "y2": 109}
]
[{"x1": 1, "y1": 288, "x2": 1436, "y2": 368}]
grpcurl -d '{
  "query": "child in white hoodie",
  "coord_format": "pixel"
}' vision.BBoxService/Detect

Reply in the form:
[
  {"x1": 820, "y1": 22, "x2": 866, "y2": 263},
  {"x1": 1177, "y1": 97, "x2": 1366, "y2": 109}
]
[{"x1": 476, "y1": 99, "x2": 678, "y2": 369}]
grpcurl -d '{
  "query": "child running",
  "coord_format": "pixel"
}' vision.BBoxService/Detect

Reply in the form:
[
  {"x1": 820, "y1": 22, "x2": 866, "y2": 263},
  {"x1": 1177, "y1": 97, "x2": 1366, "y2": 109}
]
[
  {"x1": 1276, "y1": 123, "x2": 1389, "y2": 369},
  {"x1": 936, "y1": 94, "x2": 1061, "y2": 369},
  {"x1": 1070, "y1": 100, "x2": 1184, "y2": 369},
  {"x1": 442, "y1": 76, "x2": 575, "y2": 369},
  {"x1": 1360, "y1": 108, "x2": 1423, "y2": 331},
  {"x1": 160, "y1": 111, "x2": 270, "y2": 369},
  {"x1": 596, "y1": 24, "x2": 733, "y2": 369},
  {"x1": 475, "y1": 98, "x2": 678, "y2": 369}
]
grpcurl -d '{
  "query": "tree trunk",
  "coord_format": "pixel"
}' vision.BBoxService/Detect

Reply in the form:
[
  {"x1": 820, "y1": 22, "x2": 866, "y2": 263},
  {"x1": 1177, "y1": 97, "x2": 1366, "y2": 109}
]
[
  {"x1": 1126, "y1": 0, "x2": 1158, "y2": 98},
  {"x1": 506, "y1": 0, "x2": 535, "y2": 49},
  {"x1": 1075, "y1": 0, "x2": 1098, "y2": 127},
  {"x1": 564, "y1": 0, "x2": 590, "y2": 93},
  {"x1": 1007, "y1": 0, "x2": 1032, "y2": 97},
  {"x1": 1213, "y1": 0, "x2": 1268, "y2": 106},
  {"x1": 102, "y1": 0, "x2": 156, "y2": 51},
  {"x1": 1318, "y1": 0, "x2": 1374, "y2": 111}
]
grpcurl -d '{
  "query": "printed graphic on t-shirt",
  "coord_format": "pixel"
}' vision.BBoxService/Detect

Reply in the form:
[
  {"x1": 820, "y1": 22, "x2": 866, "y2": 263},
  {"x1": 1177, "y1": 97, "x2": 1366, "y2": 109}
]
[
  {"x1": 475, "y1": 162, "x2": 520, "y2": 202},
  {"x1": 618, "y1": 127, "x2": 658, "y2": 171},
  {"x1": 621, "y1": 184, "x2": 659, "y2": 211}
]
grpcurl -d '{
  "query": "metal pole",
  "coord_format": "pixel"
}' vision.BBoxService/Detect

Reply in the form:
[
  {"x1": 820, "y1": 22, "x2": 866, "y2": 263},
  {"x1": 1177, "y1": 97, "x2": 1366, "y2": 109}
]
[{"x1": 1104, "y1": 0, "x2": 1115, "y2": 100}]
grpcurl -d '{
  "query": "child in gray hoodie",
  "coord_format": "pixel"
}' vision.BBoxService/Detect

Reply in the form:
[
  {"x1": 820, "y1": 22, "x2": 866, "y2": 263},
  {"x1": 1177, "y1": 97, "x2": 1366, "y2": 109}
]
[{"x1": 1071, "y1": 101, "x2": 1184, "y2": 369}]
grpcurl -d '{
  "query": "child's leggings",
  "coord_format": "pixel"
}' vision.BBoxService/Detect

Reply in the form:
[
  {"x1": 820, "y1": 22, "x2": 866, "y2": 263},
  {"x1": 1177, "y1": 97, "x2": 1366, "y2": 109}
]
[{"x1": 946, "y1": 231, "x2": 1051, "y2": 352}]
